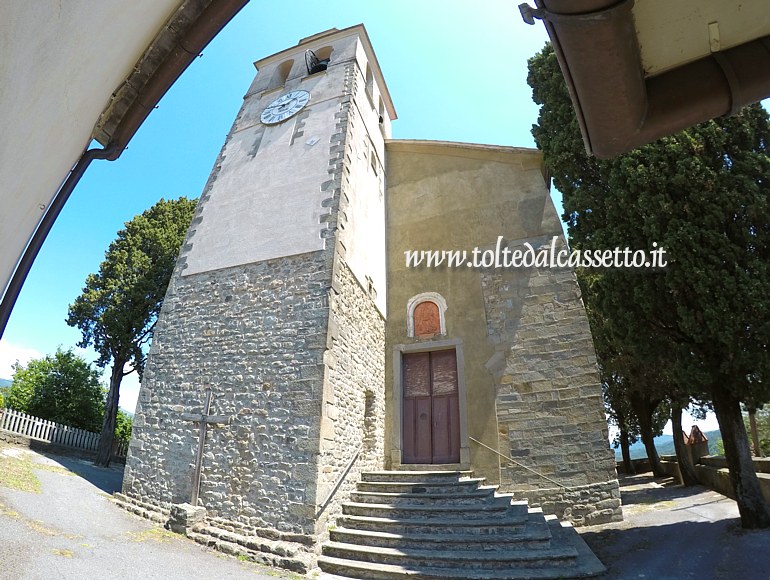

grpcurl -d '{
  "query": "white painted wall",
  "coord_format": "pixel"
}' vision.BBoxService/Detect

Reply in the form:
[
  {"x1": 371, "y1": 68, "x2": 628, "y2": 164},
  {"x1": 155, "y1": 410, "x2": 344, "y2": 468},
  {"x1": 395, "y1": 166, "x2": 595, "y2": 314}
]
[
  {"x1": 183, "y1": 24, "x2": 392, "y2": 316},
  {"x1": 0, "y1": 0, "x2": 182, "y2": 299}
]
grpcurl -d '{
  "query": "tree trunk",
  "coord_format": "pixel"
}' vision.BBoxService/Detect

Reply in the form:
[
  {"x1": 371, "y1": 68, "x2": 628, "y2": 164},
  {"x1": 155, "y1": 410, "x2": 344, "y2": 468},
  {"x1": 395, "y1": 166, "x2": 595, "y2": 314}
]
[
  {"x1": 711, "y1": 387, "x2": 770, "y2": 529},
  {"x1": 629, "y1": 392, "x2": 664, "y2": 477},
  {"x1": 95, "y1": 362, "x2": 124, "y2": 467},
  {"x1": 671, "y1": 405, "x2": 699, "y2": 486},
  {"x1": 749, "y1": 409, "x2": 763, "y2": 457},
  {"x1": 619, "y1": 427, "x2": 635, "y2": 475}
]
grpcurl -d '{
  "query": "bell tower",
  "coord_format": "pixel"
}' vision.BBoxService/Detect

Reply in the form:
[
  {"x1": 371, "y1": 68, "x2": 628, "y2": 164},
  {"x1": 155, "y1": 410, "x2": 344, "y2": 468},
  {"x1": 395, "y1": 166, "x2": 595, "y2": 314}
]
[{"x1": 122, "y1": 25, "x2": 395, "y2": 566}]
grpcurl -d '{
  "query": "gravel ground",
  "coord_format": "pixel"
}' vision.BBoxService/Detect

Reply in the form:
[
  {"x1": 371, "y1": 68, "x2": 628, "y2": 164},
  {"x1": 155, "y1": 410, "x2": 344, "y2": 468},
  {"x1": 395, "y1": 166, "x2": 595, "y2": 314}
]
[{"x1": 0, "y1": 445, "x2": 296, "y2": 580}]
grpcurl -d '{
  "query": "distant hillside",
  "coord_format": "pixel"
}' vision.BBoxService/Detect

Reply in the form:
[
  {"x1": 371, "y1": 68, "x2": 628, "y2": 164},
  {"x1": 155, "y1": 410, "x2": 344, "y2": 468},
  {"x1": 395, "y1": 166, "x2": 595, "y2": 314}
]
[
  {"x1": 0, "y1": 378, "x2": 10, "y2": 388},
  {"x1": 614, "y1": 429, "x2": 722, "y2": 460}
]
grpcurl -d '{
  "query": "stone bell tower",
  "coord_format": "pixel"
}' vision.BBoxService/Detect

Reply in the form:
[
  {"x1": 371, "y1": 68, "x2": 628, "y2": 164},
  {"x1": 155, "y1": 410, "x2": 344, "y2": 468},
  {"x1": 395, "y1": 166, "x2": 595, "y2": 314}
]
[{"x1": 121, "y1": 25, "x2": 394, "y2": 566}]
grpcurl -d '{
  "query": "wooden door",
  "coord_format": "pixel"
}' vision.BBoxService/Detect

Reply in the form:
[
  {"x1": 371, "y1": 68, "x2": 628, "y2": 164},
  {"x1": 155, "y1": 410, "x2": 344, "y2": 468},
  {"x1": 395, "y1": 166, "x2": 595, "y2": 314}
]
[{"x1": 402, "y1": 349, "x2": 460, "y2": 464}]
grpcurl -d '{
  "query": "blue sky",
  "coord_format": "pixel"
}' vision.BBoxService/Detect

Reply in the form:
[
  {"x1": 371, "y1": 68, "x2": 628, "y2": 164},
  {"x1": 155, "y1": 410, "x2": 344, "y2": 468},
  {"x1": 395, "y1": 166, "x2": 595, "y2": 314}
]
[
  {"x1": 0, "y1": 3, "x2": 739, "y2": 436},
  {"x1": 0, "y1": 2, "x2": 556, "y2": 412}
]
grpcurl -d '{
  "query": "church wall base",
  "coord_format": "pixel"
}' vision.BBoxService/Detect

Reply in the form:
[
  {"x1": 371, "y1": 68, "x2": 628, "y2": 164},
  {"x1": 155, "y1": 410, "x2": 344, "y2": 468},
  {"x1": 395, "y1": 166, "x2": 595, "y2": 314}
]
[
  {"x1": 112, "y1": 492, "x2": 316, "y2": 573},
  {"x1": 511, "y1": 479, "x2": 623, "y2": 527}
]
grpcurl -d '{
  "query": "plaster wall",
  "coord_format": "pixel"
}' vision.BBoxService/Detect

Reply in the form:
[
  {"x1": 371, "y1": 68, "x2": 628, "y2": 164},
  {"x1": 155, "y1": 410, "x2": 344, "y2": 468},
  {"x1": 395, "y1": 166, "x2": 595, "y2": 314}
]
[
  {"x1": 385, "y1": 141, "x2": 557, "y2": 483},
  {"x1": 0, "y1": 0, "x2": 181, "y2": 298},
  {"x1": 183, "y1": 35, "x2": 355, "y2": 276},
  {"x1": 384, "y1": 141, "x2": 620, "y2": 526}
]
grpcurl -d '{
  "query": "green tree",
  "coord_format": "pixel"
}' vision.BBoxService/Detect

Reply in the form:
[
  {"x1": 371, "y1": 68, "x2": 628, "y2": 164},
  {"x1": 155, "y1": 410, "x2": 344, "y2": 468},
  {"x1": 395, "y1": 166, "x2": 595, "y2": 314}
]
[
  {"x1": 528, "y1": 44, "x2": 770, "y2": 528},
  {"x1": 115, "y1": 410, "x2": 133, "y2": 443},
  {"x1": 6, "y1": 349, "x2": 104, "y2": 431},
  {"x1": 67, "y1": 197, "x2": 196, "y2": 466},
  {"x1": 745, "y1": 406, "x2": 770, "y2": 456}
]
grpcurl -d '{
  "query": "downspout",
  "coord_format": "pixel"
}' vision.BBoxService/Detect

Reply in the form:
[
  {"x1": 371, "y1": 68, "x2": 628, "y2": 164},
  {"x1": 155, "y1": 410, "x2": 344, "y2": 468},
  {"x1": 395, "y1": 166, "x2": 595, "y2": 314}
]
[
  {"x1": 0, "y1": 0, "x2": 248, "y2": 339},
  {"x1": 0, "y1": 145, "x2": 119, "y2": 338}
]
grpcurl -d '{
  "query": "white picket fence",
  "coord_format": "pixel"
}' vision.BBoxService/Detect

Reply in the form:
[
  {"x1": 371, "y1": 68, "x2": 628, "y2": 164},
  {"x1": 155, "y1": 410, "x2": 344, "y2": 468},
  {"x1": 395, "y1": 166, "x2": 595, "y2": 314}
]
[{"x1": 0, "y1": 407, "x2": 128, "y2": 458}]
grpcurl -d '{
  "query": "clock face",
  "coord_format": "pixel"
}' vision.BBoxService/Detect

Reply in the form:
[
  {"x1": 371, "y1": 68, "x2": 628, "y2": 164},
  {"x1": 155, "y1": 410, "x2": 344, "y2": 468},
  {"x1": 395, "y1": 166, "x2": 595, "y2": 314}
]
[{"x1": 260, "y1": 90, "x2": 311, "y2": 125}]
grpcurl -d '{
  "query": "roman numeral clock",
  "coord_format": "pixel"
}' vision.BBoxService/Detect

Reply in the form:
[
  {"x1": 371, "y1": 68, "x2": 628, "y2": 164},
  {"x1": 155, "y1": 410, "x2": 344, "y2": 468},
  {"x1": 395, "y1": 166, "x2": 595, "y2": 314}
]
[{"x1": 260, "y1": 89, "x2": 310, "y2": 125}]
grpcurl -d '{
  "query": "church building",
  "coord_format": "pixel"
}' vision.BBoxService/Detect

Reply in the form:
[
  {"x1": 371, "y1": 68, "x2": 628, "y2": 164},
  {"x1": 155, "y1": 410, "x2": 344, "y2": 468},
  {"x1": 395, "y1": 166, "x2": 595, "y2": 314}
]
[{"x1": 119, "y1": 24, "x2": 619, "y2": 577}]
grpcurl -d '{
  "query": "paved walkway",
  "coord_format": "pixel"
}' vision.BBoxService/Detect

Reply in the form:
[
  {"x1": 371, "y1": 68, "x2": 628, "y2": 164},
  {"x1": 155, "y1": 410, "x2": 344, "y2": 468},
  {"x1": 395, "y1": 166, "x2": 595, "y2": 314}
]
[
  {"x1": 579, "y1": 472, "x2": 770, "y2": 579},
  {"x1": 0, "y1": 445, "x2": 295, "y2": 580},
  {"x1": 2, "y1": 444, "x2": 769, "y2": 580}
]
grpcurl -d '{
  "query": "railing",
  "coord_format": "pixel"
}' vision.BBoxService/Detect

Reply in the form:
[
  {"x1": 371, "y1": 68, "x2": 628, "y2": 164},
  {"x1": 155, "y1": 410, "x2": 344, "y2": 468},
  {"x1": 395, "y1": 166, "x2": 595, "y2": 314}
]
[
  {"x1": 316, "y1": 444, "x2": 363, "y2": 516},
  {"x1": 469, "y1": 435, "x2": 569, "y2": 489},
  {"x1": 0, "y1": 407, "x2": 128, "y2": 459}
]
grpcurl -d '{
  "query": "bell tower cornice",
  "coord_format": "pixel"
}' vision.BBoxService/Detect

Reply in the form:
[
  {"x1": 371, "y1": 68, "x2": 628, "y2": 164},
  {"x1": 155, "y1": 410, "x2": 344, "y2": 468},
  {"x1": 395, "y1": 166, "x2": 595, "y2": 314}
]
[{"x1": 252, "y1": 23, "x2": 397, "y2": 122}]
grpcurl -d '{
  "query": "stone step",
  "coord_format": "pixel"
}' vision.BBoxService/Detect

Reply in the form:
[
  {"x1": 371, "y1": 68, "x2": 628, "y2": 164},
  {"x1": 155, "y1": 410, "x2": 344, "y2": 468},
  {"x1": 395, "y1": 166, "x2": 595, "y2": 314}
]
[
  {"x1": 111, "y1": 494, "x2": 168, "y2": 525},
  {"x1": 193, "y1": 524, "x2": 300, "y2": 558},
  {"x1": 329, "y1": 521, "x2": 554, "y2": 551},
  {"x1": 317, "y1": 555, "x2": 599, "y2": 579},
  {"x1": 356, "y1": 478, "x2": 487, "y2": 494},
  {"x1": 338, "y1": 514, "x2": 528, "y2": 535},
  {"x1": 350, "y1": 487, "x2": 504, "y2": 506},
  {"x1": 361, "y1": 470, "x2": 474, "y2": 483},
  {"x1": 342, "y1": 500, "x2": 528, "y2": 520},
  {"x1": 322, "y1": 541, "x2": 578, "y2": 571},
  {"x1": 187, "y1": 531, "x2": 310, "y2": 574}
]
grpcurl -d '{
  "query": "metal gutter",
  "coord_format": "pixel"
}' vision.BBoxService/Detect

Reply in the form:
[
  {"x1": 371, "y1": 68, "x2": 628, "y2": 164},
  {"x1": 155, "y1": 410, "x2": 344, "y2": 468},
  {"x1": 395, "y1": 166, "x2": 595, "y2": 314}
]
[
  {"x1": 521, "y1": 0, "x2": 770, "y2": 158},
  {"x1": 0, "y1": 0, "x2": 248, "y2": 339}
]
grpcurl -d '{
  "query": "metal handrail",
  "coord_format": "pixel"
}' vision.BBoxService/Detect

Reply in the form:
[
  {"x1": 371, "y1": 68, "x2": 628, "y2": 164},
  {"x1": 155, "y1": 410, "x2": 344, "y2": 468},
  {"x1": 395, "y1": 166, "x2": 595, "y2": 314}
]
[
  {"x1": 469, "y1": 436, "x2": 569, "y2": 489},
  {"x1": 316, "y1": 444, "x2": 363, "y2": 515}
]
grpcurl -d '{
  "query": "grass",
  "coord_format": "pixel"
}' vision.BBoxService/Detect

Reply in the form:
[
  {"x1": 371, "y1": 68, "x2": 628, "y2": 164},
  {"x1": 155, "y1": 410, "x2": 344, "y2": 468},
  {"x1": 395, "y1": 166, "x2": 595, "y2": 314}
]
[
  {"x1": 127, "y1": 527, "x2": 177, "y2": 543},
  {"x1": 0, "y1": 452, "x2": 42, "y2": 493},
  {"x1": 0, "y1": 446, "x2": 76, "y2": 493},
  {"x1": 52, "y1": 549, "x2": 74, "y2": 558}
]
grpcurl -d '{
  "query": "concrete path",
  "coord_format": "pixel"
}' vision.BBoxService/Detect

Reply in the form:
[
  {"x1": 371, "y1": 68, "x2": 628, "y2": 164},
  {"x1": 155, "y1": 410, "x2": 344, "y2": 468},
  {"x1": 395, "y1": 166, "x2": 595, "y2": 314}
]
[
  {"x1": 579, "y1": 472, "x2": 770, "y2": 580},
  {"x1": 0, "y1": 445, "x2": 296, "y2": 580},
  {"x1": 3, "y1": 444, "x2": 769, "y2": 580}
]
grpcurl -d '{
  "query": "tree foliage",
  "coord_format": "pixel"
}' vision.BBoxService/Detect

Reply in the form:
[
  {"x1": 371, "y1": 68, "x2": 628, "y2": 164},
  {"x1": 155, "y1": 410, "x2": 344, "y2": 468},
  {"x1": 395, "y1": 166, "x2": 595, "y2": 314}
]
[
  {"x1": 746, "y1": 407, "x2": 770, "y2": 456},
  {"x1": 6, "y1": 348, "x2": 104, "y2": 432},
  {"x1": 67, "y1": 197, "x2": 196, "y2": 466},
  {"x1": 528, "y1": 43, "x2": 770, "y2": 527},
  {"x1": 115, "y1": 410, "x2": 133, "y2": 443}
]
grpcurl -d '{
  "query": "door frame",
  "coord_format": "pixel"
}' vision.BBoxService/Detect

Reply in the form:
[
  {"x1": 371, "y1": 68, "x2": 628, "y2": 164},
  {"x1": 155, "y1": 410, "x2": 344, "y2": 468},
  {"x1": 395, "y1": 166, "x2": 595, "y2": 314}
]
[{"x1": 391, "y1": 338, "x2": 470, "y2": 469}]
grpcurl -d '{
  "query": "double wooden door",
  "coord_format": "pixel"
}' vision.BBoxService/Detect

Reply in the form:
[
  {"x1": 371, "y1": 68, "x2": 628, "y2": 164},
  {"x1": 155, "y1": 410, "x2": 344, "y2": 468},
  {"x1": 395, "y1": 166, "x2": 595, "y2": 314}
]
[{"x1": 402, "y1": 349, "x2": 460, "y2": 464}]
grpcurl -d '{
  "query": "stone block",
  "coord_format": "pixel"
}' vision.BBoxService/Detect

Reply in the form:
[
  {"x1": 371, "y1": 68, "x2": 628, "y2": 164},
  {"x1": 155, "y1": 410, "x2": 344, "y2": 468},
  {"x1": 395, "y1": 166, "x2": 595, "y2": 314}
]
[{"x1": 167, "y1": 503, "x2": 207, "y2": 534}]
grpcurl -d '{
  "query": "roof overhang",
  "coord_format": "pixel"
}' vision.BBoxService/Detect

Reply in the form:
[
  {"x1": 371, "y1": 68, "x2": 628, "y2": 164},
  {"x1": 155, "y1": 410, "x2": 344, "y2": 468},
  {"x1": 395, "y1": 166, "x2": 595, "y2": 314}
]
[
  {"x1": 0, "y1": 0, "x2": 247, "y2": 337},
  {"x1": 521, "y1": 0, "x2": 770, "y2": 158}
]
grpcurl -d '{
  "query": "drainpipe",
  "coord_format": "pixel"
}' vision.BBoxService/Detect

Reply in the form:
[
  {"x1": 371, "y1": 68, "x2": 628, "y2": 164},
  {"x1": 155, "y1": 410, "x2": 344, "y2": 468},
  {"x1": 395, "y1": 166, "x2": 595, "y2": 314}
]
[
  {"x1": 520, "y1": 0, "x2": 770, "y2": 158},
  {"x1": 0, "y1": 145, "x2": 119, "y2": 338},
  {"x1": 0, "y1": 0, "x2": 248, "y2": 340}
]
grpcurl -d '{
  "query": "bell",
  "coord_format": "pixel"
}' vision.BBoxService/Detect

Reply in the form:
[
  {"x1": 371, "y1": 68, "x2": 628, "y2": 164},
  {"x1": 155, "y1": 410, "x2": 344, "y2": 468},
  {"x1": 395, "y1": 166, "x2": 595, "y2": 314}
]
[
  {"x1": 305, "y1": 49, "x2": 330, "y2": 75},
  {"x1": 309, "y1": 58, "x2": 330, "y2": 74}
]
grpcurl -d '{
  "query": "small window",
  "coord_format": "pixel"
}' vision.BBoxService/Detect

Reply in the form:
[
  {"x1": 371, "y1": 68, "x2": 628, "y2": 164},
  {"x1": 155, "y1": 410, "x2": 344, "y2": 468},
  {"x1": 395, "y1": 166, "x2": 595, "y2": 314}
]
[
  {"x1": 365, "y1": 63, "x2": 374, "y2": 102},
  {"x1": 378, "y1": 97, "x2": 385, "y2": 124}
]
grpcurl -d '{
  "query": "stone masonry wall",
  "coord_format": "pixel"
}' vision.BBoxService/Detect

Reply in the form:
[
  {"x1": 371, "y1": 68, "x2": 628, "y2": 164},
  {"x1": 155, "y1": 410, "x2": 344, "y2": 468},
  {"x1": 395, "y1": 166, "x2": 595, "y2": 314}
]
[
  {"x1": 314, "y1": 259, "x2": 385, "y2": 538},
  {"x1": 482, "y1": 235, "x2": 621, "y2": 526},
  {"x1": 123, "y1": 249, "x2": 332, "y2": 537},
  {"x1": 124, "y1": 48, "x2": 385, "y2": 548},
  {"x1": 311, "y1": 56, "x2": 386, "y2": 539}
]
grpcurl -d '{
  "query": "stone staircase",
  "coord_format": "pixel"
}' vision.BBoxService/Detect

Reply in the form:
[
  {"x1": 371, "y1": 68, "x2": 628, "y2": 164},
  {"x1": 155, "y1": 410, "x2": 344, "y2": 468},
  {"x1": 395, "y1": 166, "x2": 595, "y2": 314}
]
[{"x1": 317, "y1": 470, "x2": 605, "y2": 579}]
